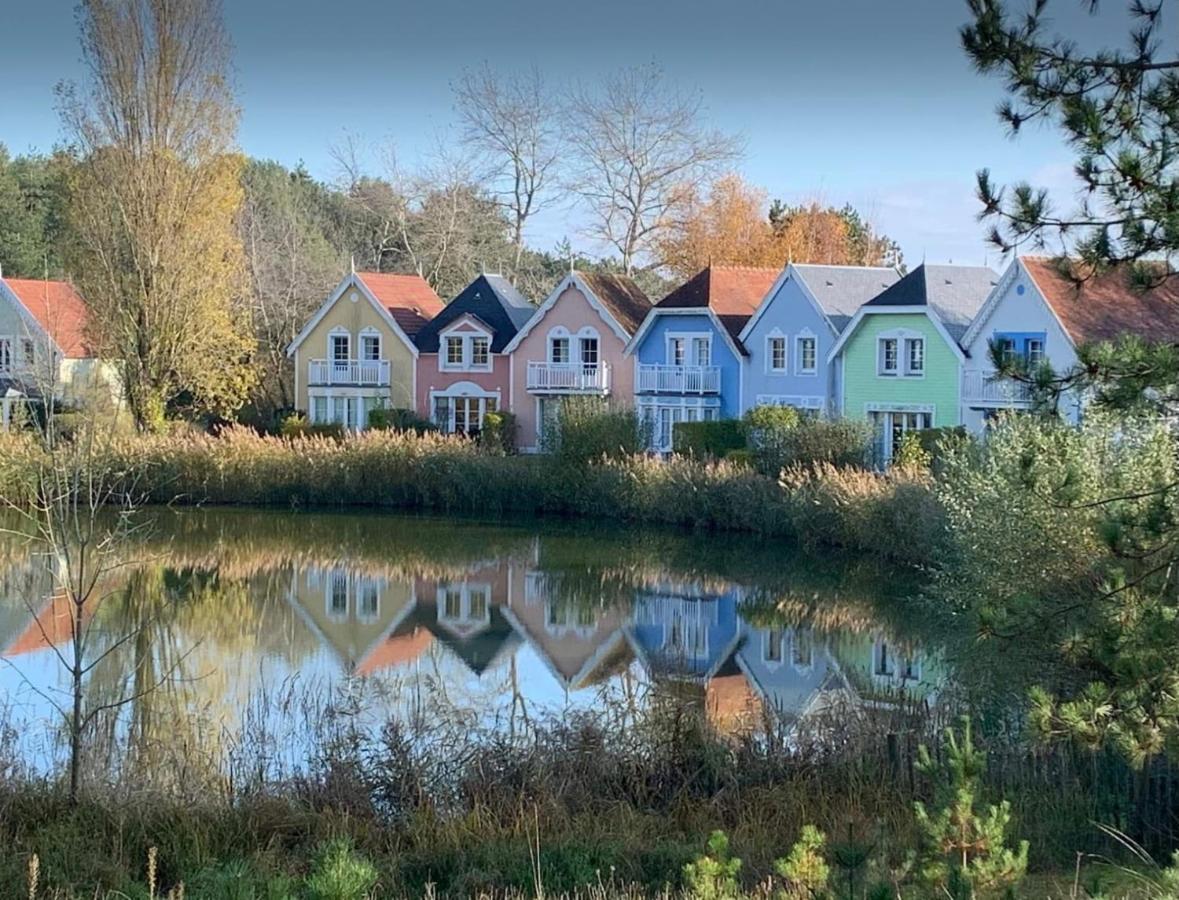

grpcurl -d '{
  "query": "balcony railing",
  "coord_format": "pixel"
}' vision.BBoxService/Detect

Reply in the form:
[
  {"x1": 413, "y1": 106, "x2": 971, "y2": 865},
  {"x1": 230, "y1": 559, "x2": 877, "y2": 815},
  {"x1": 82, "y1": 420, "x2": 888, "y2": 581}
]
[
  {"x1": 526, "y1": 361, "x2": 611, "y2": 393},
  {"x1": 636, "y1": 363, "x2": 721, "y2": 395},
  {"x1": 962, "y1": 369, "x2": 1034, "y2": 406},
  {"x1": 308, "y1": 359, "x2": 390, "y2": 387}
]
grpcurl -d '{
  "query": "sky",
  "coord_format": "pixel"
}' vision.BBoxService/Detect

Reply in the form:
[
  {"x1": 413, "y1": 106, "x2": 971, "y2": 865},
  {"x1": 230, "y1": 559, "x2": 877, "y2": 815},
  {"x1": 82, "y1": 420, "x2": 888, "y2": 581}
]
[{"x1": 0, "y1": 0, "x2": 1145, "y2": 271}]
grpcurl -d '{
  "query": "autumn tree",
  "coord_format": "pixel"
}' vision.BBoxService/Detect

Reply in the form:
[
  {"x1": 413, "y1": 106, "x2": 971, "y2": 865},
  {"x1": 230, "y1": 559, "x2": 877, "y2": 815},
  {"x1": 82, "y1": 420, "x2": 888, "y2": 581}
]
[
  {"x1": 453, "y1": 64, "x2": 560, "y2": 278},
  {"x1": 59, "y1": 0, "x2": 255, "y2": 431},
  {"x1": 0, "y1": 146, "x2": 72, "y2": 279},
  {"x1": 963, "y1": 0, "x2": 1179, "y2": 268},
  {"x1": 565, "y1": 64, "x2": 742, "y2": 275}
]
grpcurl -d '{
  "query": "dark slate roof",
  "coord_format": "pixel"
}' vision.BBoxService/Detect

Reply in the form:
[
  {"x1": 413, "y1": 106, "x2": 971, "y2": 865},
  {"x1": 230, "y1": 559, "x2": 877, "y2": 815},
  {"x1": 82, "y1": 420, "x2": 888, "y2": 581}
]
[
  {"x1": 865, "y1": 264, "x2": 998, "y2": 341},
  {"x1": 577, "y1": 272, "x2": 652, "y2": 335},
  {"x1": 413, "y1": 274, "x2": 536, "y2": 353},
  {"x1": 790, "y1": 265, "x2": 901, "y2": 333}
]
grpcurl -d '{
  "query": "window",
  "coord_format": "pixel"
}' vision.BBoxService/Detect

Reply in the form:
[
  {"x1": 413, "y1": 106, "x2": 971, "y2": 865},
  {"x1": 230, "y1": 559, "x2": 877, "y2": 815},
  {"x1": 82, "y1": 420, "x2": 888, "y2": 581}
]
[
  {"x1": 360, "y1": 334, "x2": 380, "y2": 361},
  {"x1": 312, "y1": 396, "x2": 328, "y2": 424},
  {"x1": 997, "y1": 337, "x2": 1017, "y2": 364},
  {"x1": 768, "y1": 336, "x2": 787, "y2": 372},
  {"x1": 471, "y1": 337, "x2": 490, "y2": 368},
  {"x1": 791, "y1": 629, "x2": 814, "y2": 668},
  {"x1": 550, "y1": 337, "x2": 570, "y2": 364},
  {"x1": 691, "y1": 337, "x2": 710, "y2": 366},
  {"x1": 444, "y1": 588, "x2": 463, "y2": 620},
  {"x1": 879, "y1": 338, "x2": 898, "y2": 375},
  {"x1": 579, "y1": 336, "x2": 599, "y2": 366},
  {"x1": 331, "y1": 333, "x2": 350, "y2": 364},
  {"x1": 797, "y1": 336, "x2": 817, "y2": 374},
  {"x1": 905, "y1": 338, "x2": 924, "y2": 375},
  {"x1": 764, "y1": 628, "x2": 784, "y2": 663},
  {"x1": 669, "y1": 337, "x2": 685, "y2": 367},
  {"x1": 0, "y1": 339, "x2": 10, "y2": 372},
  {"x1": 21, "y1": 339, "x2": 34, "y2": 367},
  {"x1": 874, "y1": 640, "x2": 894, "y2": 677},
  {"x1": 358, "y1": 583, "x2": 379, "y2": 621},
  {"x1": 329, "y1": 572, "x2": 348, "y2": 619},
  {"x1": 433, "y1": 395, "x2": 451, "y2": 428},
  {"x1": 1027, "y1": 339, "x2": 1045, "y2": 365},
  {"x1": 445, "y1": 336, "x2": 464, "y2": 367},
  {"x1": 468, "y1": 586, "x2": 488, "y2": 621}
]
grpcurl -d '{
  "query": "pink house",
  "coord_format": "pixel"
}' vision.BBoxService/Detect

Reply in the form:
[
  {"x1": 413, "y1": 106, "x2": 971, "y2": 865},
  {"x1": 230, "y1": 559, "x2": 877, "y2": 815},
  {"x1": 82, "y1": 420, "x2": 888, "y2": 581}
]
[
  {"x1": 504, "y1": 272, "x2": 651, "y2": 452},
  {"x1": 413, "y1": 274, "x2": 536, "y2": 435}
]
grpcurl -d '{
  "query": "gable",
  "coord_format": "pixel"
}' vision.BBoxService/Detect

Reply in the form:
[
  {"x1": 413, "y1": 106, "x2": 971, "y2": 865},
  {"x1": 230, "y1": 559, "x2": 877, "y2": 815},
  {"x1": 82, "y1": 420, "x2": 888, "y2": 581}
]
[
  {"x1": 504, "y1": 278, "x2": 632, "y2": 354},
  {"x1": 288, "y1": 275, "x2": 419, "y2": 358},
  {"x1": 963, "y1": 264, "x2": 1077, "y2": 366},
  {"x1": 742, "y1": 274, "x2": 832, "y2": 345}
]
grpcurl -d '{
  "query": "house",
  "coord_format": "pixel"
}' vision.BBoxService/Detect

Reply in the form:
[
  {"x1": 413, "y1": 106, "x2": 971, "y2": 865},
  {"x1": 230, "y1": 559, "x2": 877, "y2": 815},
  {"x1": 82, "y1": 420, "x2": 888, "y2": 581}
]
[
  {"x1": 0, "y1": 275, "x2": 119, "y2": 427},
  {"x1": 625, "y1": 581, "x2": 743, "y2": 682},
  {"x1": 826, "y1": 264, "x2": 998, "y2": 463},
  {"x1": 960, "y1": 257, "x2": 1179, "y2": 432},
  {"x1": 738, "y1": 264, "x2": 901, "y2": 416},
  {"x1": 503, "y1": 271, "x2": 651, "y2": 452},
  {"x1": 413, "y1": 274, "x2": 535, "y2": 436},
  {"x1": 286, "y1": 270, "x2": 444, "y2": 429},
  {"x1": 627, "y1": 265, "x2": 779, "y2": 452}
]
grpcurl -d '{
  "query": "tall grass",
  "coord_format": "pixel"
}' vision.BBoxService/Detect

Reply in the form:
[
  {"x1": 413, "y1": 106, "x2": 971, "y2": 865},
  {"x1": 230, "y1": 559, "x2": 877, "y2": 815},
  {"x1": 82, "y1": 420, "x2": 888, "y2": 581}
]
[{"x1": 0, "y1": 428, "x2": 940, "y2": 564}]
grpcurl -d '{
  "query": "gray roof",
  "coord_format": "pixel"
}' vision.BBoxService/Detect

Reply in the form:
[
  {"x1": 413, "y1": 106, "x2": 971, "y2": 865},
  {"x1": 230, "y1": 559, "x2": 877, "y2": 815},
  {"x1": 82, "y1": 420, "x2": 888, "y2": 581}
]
[
  {"x1": 791, "y1": 264, "x2": 902, "y2": 332},
  {"x1": 413, "y1": 273, "x2": 536, "y2": 353},
  {"x1": 865, "y1": 264, "x2": 999, "y2": 341}
]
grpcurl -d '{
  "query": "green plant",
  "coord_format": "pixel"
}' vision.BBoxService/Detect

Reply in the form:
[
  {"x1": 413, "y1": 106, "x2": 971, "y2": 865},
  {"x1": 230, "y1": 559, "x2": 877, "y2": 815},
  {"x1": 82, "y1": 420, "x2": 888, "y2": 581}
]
[
  {"x1": 546, "y1": 397, "x2": 647, "y2": 465},
  {"x1": 673, "y1": 420, "x2": 746, "y2": 459},
  {"x1": 892, "y1": 432, "x2": 931, "y2": 471},
  {"x1": 278, "y1": 414, "x2": 307, "y2": 438},
  {"x1": 744, "y1": 403, "x2": 801, "y2": 433},
  {"x1": 914, "y1": 718, "x2": 1028, "y2": 897},
  {"x1": 305, "y1": 839, "x2": 378, "y2": 900},
  {"x1": 683, "y1": 830, "x2": 742, "y2": 900},
  {"x1": 775, "y1": 825, "x2": 829, "y2": 900},
  {"x1": 479, "y1": 410, "x2": 517, "y2": 454},
  {"x1": 752, "y1": 417, "x2": 872, "y2": 476},
  {"x1": 368, "y1": 406, "x2": 436, "y2": 434}
]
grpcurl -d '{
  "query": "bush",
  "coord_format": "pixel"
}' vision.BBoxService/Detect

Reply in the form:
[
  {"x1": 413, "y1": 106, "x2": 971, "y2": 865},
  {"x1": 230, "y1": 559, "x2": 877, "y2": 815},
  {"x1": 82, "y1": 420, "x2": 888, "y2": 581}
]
[
  {"x1": 753, "y1": 417, "x2": 873, "y2": 476},
  {"x1": 305, "y1": 839, "x2": 378, "y2": 900},
  {"x1": 279, "y1": 413, "x2": 308, "y2": 438},
  {"x1": 744, "y1": 403, "x2": 801, "y2": 432},
  {"x1": 545, "y1": 397, "x2": 648, "y2": 465},
  {"x1": 368, "y1": 406, "x2": 436, "y2": 434},
  {"x1": 479, "y1": 410, "x2": 517, "y2": 454},
  {"x1": 673, "y1": 419, "x2": 746, "y2": 458}
]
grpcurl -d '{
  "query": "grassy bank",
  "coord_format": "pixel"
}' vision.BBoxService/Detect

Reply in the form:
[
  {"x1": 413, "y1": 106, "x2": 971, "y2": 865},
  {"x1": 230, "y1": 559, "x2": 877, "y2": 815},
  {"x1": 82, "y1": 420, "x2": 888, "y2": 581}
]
[{"x1": 0, "y1": 428, "x2": 942, "y2": 566}]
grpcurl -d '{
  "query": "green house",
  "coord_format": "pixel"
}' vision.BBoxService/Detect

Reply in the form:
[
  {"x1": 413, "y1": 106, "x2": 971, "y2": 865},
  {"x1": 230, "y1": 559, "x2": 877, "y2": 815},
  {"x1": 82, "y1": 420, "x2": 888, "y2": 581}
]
[{"x1": 826, "y1": 264, "x2": 997, "y2": 463}]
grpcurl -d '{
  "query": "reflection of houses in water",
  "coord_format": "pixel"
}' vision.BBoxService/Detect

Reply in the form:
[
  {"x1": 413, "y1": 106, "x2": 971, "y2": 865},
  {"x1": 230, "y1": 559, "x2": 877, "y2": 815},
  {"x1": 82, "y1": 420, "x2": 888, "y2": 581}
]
[
  {"x1": 832, "y1": 633, "x2": 940, "y2": 709},
  {"x1": 499, "y1": 570, "x2": 631, "y2": 690},
  {"x1": 626, "y1": 583, "x2": 743, "y2": 681}
]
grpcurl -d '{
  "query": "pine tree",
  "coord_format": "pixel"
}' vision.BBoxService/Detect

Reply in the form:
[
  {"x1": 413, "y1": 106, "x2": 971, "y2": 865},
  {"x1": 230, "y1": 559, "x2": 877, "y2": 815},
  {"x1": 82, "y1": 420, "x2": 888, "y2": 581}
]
[{"x1": 914, "y1": 718, "x2": 1028, "y2": 898}]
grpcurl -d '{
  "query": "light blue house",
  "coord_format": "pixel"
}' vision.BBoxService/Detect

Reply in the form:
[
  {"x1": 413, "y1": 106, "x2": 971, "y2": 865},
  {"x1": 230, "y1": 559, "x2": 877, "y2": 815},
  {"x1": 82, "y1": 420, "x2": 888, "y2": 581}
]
[
  {"x1": 738, "y1": 264, "x2": 901, "y2": 415},
  {"x1": 626, "y1": 266, "x2": 779, "y2": 452},
  {"x1": 626, "y1": 581, "x2": 743, "y2": 681}
]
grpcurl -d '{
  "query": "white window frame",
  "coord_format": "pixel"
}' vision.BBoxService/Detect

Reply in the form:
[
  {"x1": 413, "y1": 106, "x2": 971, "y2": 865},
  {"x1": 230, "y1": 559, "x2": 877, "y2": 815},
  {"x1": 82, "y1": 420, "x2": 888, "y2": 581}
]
[
  {"x1": 328, "y1": 328, "x2": 351, "y2": 365},
  {"x1": 763, "y1": 628, "x2": 784, "y2": 668},
  {"x1": 766, "y1": 331, "x2": 787, "y2": 374},
  {"x1": 436, "y1": 582, "x2": 493, "y2": 632},
  {"x1": 877, "y1": 337, "x2": 898, "y2": 376},
  {"x1": 795, "y1": 332, "x2": 818, "y2": 375},
  {"x1": 0, "y1": 337, "x2": 11, "y2": 373},
  {"x1": 1027, "y1": 338, "x2": 1045, "y2": 365},
  {"x1": 576, "y1": 326, "x2": 601, "y2": 365},
  {"x1": 470, "y1": 335, "x2": 491, "y2": 370},
  {"x1": 667, "y1": 333, "x2": 711, "y2": 367},
  {"x1": 904, "y1": 337, "x2": 925, "y2": 377},
  {"x1": 547, "y1": 326, "x2": 572, "y2": 365},
  {"x1": 443, "y1": 335, "x2": 466, "y2": 369}
]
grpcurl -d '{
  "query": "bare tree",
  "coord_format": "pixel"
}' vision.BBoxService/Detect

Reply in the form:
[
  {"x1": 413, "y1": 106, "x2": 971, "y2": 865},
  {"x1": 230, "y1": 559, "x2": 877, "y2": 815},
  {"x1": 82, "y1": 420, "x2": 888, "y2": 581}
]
[
  {"x1": 453, "y1": 64, "x2": 561, "y2": 279},
  {"x1": 565, "y1": 64, "x2": 743, "y2": 275}
]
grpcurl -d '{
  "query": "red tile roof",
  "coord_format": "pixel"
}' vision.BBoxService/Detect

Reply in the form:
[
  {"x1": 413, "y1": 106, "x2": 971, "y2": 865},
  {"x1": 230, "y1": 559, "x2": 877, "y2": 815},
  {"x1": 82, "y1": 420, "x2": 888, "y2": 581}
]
[
  {"x1": 1022, "y1": 257, "x2": 1179, "y2": 346},
  {"x1": 356, "y1": 272, "x2": 444, "y2": 338},
  {"x1": 4, "y1": 592, "x2": 91, "y2": 657},
  {"x1": 577, "y1": 272, "x2": 652, "y2": 335},
  {"x1": 4, "y1": 278, "x2": 91, "y2": 358},
  {"x1": 657, "y1": 266, "x2": 779, "y2": 345},
  {"x1": 354, "y1": 626, "x2": 433, "y2": 676}
]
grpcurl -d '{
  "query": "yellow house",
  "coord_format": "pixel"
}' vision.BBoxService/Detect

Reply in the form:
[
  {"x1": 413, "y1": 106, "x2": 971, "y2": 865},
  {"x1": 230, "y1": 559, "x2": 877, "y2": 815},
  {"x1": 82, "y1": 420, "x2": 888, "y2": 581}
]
[{"x1": 287, "y1": 271, "x2": 444, "y2": 428}]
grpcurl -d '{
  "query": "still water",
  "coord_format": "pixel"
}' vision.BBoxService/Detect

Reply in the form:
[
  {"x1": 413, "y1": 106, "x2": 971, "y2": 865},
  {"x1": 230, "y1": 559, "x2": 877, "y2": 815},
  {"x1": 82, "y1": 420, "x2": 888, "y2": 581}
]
[{"x1": 0, "y1": 509, "x2": 953, "y2": 772}]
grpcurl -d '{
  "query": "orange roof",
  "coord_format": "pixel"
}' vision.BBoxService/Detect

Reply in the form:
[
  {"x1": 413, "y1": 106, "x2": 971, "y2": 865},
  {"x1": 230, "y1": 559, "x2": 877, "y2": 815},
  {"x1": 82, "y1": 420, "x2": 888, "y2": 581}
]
[
  {"x1": 3, "y1": 278, "x2": 91, "y2": 358},
  {"x1": 354, "y1": 626, "x2": 433, "y2": 676},
  {"x1": 4, "y1": 591, "x2": 89, "y2": 657},
  {"x1": 657, "y1": 266, "x2": 779, "y2": 345},
  {"x1": 356, "y1": 272, "x2": 444, "y2": 337},
  {"x1": 1022, "y1": 257, "x2": 1179, "y2": 346}
]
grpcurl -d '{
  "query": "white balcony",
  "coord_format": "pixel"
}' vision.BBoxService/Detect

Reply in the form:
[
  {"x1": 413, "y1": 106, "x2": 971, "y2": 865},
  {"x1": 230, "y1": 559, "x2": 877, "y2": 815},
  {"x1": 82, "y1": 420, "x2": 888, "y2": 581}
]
[
  {"x1": 308, "y1": 359, "x2": 390, "y2": 387},
  {"x1": 526, "y1": 361, "x2": 611, "y2": 394},
  {"x1": 636, "y1": 364, "x2": 720, "y2": 395},
  {"x1": 962, "y1": 369, "x2": 1034, "y2": 406}
]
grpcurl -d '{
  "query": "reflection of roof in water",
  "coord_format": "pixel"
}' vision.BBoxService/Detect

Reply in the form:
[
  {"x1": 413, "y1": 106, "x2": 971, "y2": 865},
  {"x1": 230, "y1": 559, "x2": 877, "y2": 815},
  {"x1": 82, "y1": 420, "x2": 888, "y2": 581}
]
[{"x1": 387, "y1": 598, "x2": 522, "y2": 678}]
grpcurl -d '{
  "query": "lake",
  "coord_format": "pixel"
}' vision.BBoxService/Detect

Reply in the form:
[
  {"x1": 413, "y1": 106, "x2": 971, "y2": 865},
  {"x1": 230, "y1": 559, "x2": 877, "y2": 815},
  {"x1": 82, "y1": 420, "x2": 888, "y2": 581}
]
[{"x1": 0, "y1": 508, "x2": 956, "y2": 779}]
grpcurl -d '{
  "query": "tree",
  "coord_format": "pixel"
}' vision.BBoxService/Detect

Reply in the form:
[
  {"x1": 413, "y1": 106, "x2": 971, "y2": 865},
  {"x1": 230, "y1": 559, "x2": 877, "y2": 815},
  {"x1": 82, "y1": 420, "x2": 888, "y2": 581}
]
[
  {"x1": 59, "y1": 0, "x2": 256, "y2": 431},
  {"x1": 240, "y1": 160, "x2": 344, "y2": 416},
  {"x1": 963, "y1": 0, "x2": 1179, "y2": 268},
  {"x1": 565, "y1": 64, "x2": 743, "y2": 275},
  {"x1": 453, "y1": 64, "x2": 561, "y2": 278},
  {"x1": 0, "y1": 146, "x2": 71, "y2": 279}
]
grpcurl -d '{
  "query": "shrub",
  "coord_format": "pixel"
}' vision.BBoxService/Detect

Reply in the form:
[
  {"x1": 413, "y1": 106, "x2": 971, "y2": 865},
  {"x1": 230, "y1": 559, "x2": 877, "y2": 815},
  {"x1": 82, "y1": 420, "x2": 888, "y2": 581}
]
[
  {"x1": 774, "y1": 826, "x2": 829, "y2": 899},
  {"x1": 673, "y1": 419, "x2": 745, "y2": 458},
  {"x1": 753, "y1": 417, "x2": 873, "y2": 476},
  {"x1": 305, "y1": 839, "x2": 378, "y2": 900},
  {"x1": 683, "y1": 830, "x2": 742, "y2": 900},
  {"x1": 279, "y1": 413, "x2": 308, "y2": 438},
  {"x1": 546, "y1": 397, "x2": 648, "y2": 465},
  {"x1": 744, "y1": 403, "x2": 801, "y2": 432},
  {"x1": 892, "y1": 432, "x2": 932, "y2": 471},
  {"x1": 479, "y1": 410, "x2": 517, "y2": 454},
  {"x1": 368, "y1": 406, "x2": 436, "y2": 434}
]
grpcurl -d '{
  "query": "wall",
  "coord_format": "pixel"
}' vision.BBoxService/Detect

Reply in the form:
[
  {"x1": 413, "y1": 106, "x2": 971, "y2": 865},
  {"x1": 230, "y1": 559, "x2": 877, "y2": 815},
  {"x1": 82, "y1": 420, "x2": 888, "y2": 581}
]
[
  {"x1": 634, "y1": 312, "x2": 743, "y2": 419},
  {"x1": 294, "y1": 285, "x2": 416, "y2": 412},
  {"x1": 961, "y1": 267, "x2": 1081, "y2": 433},
  {"x1": 508, "y1": 284, "x2": 634, "y2": 452},
  {"x1": 741, "y1": 275, "x2": 837, "y2": 415},
  {"x1": 840, "y1": 312, "x2": 961, "y2": 427}
]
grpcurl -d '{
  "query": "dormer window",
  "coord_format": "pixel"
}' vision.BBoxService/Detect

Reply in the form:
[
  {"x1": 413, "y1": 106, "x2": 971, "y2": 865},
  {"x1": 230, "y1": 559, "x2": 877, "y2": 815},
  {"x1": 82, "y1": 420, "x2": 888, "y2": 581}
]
[
  {"x1": 445, "y1": 336, "x2": 464, "y2": 367},
  {"x1": 471, "y1": 336, "x2": 490, "y2": 368}
]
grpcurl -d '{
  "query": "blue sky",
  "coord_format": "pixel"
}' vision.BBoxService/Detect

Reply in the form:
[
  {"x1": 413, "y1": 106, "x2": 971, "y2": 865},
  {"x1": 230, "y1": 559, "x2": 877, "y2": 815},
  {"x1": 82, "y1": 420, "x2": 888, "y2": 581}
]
[{"x1": 1, "y1": 0, "x2": 1139, "y2": 268}]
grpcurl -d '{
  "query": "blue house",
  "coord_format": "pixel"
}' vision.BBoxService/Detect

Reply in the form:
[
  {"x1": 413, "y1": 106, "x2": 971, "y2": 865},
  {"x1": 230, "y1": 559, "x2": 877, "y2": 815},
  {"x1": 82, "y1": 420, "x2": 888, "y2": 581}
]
[
  {"x1": 738, "y1": 264, "x2": 901, "y2": 416},
  {"x1": 626, "y1": 582, "x2": 743, "y2": 681},
  {"x1": 626, "y1": 266, "x2": 778, "y2": 452}
]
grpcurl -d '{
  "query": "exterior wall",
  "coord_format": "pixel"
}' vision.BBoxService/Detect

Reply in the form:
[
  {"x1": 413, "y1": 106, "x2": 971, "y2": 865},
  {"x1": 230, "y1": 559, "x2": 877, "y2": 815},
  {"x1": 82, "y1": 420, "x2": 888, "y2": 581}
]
[
  {"x1": 741, "y1": 276, "x2": 836, "y2": 415},
  {"x1": 839, "y1": 312, "x2": 961, "y2": 428},
  {"x1": 735, "y1": 624, "x2": 845, "y2": 723},
  {"x1": 633, "y1": 312, "x2": 742, "y2": 418},
  {"x1": 0, "y1": 297, "x2": 62, "y2": 390},
  {"x1": 415, "y1": 353, "x2": 511, "y2": 426},
  {"x1": 961, "y1": 270, "x2": 1081, "y2": 434},
  {"x1": 293, "y1": 286, "x2": 415, "y2": 414},
  {"x1": 629, "y1": 587, "x2": 740, "y2": 680},
  {"x1": 59, "y1": 358, "x2": 123, "y2": 409},
  {"x1": 509, "y1": 284, "x2": 634, "y2": 452}
]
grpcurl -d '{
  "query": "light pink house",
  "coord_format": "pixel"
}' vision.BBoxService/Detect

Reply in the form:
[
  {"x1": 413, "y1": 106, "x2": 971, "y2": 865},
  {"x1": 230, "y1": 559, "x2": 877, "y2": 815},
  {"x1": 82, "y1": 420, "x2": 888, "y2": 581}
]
[{"x1": 504, "y1": 272, "x2": 651, "y2": 452}]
